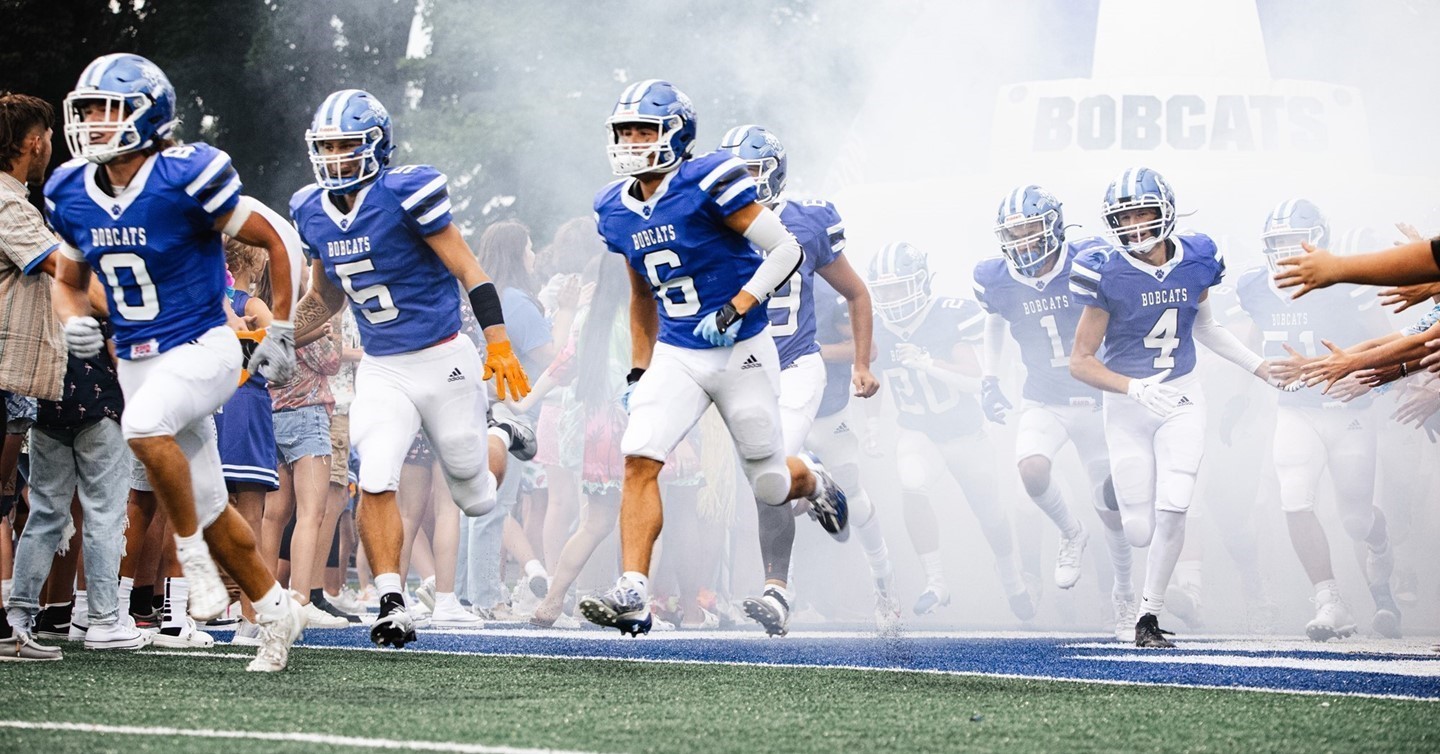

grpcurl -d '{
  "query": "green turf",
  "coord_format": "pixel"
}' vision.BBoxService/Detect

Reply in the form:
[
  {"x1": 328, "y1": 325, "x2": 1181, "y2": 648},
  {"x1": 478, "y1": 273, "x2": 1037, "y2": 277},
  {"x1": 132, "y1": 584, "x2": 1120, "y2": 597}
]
[{"x1": 3, "y1": 648, "x2": 1436, "y2": 753}]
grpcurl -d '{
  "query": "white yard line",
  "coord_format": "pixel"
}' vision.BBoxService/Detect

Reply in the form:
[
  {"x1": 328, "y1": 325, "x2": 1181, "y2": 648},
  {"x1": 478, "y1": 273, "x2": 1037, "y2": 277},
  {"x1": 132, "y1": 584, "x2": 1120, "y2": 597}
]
[
  {"x1": 0, "y1": 720, "x2": 597, "y2": 754},
  {"x1": 1077, "y1": 653, "x2": 1440, "y2": 677}
]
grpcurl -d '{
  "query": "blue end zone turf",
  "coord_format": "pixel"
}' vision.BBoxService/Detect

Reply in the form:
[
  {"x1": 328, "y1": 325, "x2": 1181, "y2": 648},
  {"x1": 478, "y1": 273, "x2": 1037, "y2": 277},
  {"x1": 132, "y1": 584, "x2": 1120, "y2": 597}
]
[{"x1": 217, "y1": 627, "x2": 1440, "y2": 701}]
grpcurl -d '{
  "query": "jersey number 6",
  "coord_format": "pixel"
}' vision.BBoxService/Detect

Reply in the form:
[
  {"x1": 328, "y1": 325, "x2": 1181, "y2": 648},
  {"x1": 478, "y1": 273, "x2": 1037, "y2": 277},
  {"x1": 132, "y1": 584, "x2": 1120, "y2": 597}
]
[{"x1": 643, "y1": 249, "x2": 700, "y2": 318}]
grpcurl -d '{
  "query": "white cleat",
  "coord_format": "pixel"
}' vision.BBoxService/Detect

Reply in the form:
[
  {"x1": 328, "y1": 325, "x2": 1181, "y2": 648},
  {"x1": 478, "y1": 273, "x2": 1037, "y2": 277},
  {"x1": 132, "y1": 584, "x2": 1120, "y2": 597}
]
[
  {"x1": 247, "y1": 593, "x2": 306, "y2": 672},
  {"x1": 1055, "y1": 526, "x2": 1088, "y2": 590},
  {"x1": 176, "y1": 543, "x2": 229, "y2": 622},
  {"x1": 1305, "y1": 589, "x2": 1357, "y2": 642},
  {"x1": 1112, "y1": 591, "x2": 1138, "y2": 643},
  {"x1": 912, "y1": 585, "x2": 951, "y2": 616}
]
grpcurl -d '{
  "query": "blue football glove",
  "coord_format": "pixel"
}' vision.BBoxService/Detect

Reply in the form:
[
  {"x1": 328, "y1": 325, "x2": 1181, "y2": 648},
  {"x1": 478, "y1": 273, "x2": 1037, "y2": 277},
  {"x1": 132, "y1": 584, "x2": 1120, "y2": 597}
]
[
  {"x1": 980, "y1": 376, "x2": 1012, "y2": 424},
  {"x1": 692, "y1": 303, "x2": 741, "y2": 347}
]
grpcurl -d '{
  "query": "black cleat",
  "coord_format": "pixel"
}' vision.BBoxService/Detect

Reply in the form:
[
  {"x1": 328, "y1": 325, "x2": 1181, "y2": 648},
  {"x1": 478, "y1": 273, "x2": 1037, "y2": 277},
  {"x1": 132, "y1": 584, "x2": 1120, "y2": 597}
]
[
  {"x1": 369, "y1": 594, "x2": 418, "y2": 648},
  {"x1": 742, "y1": 587, "x2": 791, "y2": 637},
  {"x1": 1134, "y1": 613, "x2": 1175, "y2": 648}
]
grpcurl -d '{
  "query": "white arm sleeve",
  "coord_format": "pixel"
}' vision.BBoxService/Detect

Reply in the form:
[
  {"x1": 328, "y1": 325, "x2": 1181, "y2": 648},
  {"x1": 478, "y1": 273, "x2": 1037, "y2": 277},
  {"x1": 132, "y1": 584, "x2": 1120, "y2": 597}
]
[
  {"x1": 1194, "y1": 298, "x2": 1264, "y2": 374},
  {"x1": 983, "y1": 312, "x2": 1006, "y2": 377},
  {"x1": 235, "y1": 196, "x2": 306, "y2": 323},
  {"x1": 739, "y1": 206, "x2": 803, "y2": 303}
]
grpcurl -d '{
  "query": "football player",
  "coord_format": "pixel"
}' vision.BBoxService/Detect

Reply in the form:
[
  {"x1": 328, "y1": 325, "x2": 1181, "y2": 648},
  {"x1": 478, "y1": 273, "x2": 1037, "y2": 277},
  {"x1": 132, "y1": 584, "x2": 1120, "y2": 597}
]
[
  {"x1": 288, "y1": 89, "x2": 532, "y2": 649},
  {"x1": 717, "y1": 124, "x2": 889, "y2": 636},
  {"x1": 1237, "y1": 200, "x2": 1401, "y2": 639},
  {"x1": 974, "y1": 185, "x2": 1136, "y2": 639},
  {"x1": 1068, "y1": 167, "x2": 1290, "y2": 647},
  {"x1": 867, "y1": 241, "x2": 1037, "y2": 620},
  {"x1": 580, "y1": 80, "x2": 848, "y2": 636},
  {"x1": 45, "y1": 53, "x2": 305, "y2": 671}
]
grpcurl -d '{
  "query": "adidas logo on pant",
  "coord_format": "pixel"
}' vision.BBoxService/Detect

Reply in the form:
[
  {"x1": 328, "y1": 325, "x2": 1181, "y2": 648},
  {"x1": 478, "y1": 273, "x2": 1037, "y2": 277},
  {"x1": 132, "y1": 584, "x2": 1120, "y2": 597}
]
[
  {"x1": 447, "y1": 367, "x2": 465, "y2": 383},
  {"x1": 741, "y1": 355, "x2": 762, "y2": 370},
  {"x1": 1347, "y1": 419, "x2": 1363, "y2": 430}
]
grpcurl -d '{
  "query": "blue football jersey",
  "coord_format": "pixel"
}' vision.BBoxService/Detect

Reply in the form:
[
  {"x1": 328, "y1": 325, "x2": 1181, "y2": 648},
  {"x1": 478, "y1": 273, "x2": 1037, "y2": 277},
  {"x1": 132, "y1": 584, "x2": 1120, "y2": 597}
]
[
  {"x1": 594, "y1": 151, "x2": 767, "y2": 350},
  {"x1": 44, "y1": 143, "x2": 240, "y2": 359},
  {"x1": 812, "y1": 276, "x2": 853, "y2": 419},
  {"x1": 1069, "y1": 232, "x2": 1225, "y2": 381},
  {"x1": 874, "y1": 296, "x2": 987, "y2": 438},
  {"x1": 1235, "y1": 265, "x2": 1389, "y2": 410},
  {"x1": 766, "y1": 199, "x2": 844, "y2": 367},
  {"x1": 973, "y1": 237, "x2": 1106, "y2": 405},
  {"x1": 291, "y1": 165, "x2": 461, "y2": 357}
]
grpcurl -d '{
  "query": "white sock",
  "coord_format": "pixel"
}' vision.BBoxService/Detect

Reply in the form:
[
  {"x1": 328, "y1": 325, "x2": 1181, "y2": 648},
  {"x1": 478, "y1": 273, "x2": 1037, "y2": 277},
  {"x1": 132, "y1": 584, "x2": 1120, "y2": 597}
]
[
  {"x1": 374, "y1": 572, "x2": 403, "y2": 598},
  {"x1": 174, "y1": 530, "x2": 208, "y2": 557},
  {"x1": 524, "y1": 559, "x2": 547, "y2": 579},
  {"x1": 162, "y1": 578, "x2": 189, "y2": 629},
  {"x1": 118, "y1": 576, "x2": 134, "y2": 614},
  {"x1": 1315, "y1": 579, "x2": 1339, "y2": 600},
  {"x1": 1101, "y1": 517, "x2": 1134, "y2": 597},
  {"x1": 620, "y1": 571, "x2": 649, "y2": 601},
  {"x1": 1030, "y1": 478, "x2": 1082, "y2": 538},
  {"x1": 1140, "y1": 510, "x2": 1187, "y2": 616},
  {"x1": 855, "y1": 499, "x2": 892, "y2": 583},
  {"x1": 918, "y1": 551, "x2": 945, "y2": 587},
  {"x1": 71, "y1": 590, "x2": 88, "y2": 625},
  {"x1": 252, "y1": 583, "x2": 288, "y2": 623}
]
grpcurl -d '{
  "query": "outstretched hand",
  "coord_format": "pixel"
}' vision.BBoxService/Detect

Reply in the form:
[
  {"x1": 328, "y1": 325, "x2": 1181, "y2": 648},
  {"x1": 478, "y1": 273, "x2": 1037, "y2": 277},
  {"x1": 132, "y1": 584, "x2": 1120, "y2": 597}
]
[{"x1": 1273, "y1": 241, "x2": 1340, "y2": 299}]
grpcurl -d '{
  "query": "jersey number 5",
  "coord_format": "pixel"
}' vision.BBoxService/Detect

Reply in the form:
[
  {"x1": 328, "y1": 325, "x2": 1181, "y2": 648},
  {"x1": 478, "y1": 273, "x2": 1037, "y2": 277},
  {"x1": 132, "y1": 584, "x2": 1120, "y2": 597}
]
[
  {"x1": 334, "y1": 259, "x2": 399, "y2": 324},
  {"x1": 1144, "y1": 307, "x2": 1180, "y2": 369}
]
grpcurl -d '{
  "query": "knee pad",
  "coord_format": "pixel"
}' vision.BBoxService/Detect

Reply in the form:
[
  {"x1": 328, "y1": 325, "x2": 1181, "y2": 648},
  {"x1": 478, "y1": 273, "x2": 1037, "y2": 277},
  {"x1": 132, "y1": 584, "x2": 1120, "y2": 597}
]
[
  {"x1": 357, "y1": 461, "x2": 401, "y2": 495},
  {"x1": 1155, "y1": 468, "x2": 1197, "y2": 514},
  {"x1": 1110, "y1": 455, "x2": 1152, "y2": 512},
  {"x1": 435, "y1": 431, "x2": 485, "y2": 481},
  {"x1": 1338, "y1": 506, "x2": 1376, "y2": 542},
  {"x1": 1096, "y1": 476, "x2": 1119, "y2": 512},
  {"x1": 448, "y1": 469, "x2": 498, "y2": 518},
  {"x1": 1123, "y1": 515, "x2": 1155, "y2": 548},
  {"x1": 829, "y1": 462, "x2": 860, "y2": 496},
  {"x1": 744, "y1": 455, "x2": 789, "y2": 506},
  {"x1": 896, "y1": 453, "x2": 931, "y2": 494},
  {"x1": 1016, "y1": 455, "x2": 1052, "y2": 498},
  {"x1": 847, "y1": 488, "x2": 876, "y2": 528},
  {"x1": 730, "y1": 407, "x2": 779, "y2": 461}
]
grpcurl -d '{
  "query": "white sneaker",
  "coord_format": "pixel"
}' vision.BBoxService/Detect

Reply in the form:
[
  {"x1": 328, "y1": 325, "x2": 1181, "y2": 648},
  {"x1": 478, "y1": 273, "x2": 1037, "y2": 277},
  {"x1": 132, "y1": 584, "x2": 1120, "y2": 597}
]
[
  {"x1": 358, "y1": 585, "x2": 380, "y2": 610},
  {"x1": 415, "y1": 576, "x2": 437, "y2": 612},
  {"x1": 176, "y1": 542, "x2": 229, "y2": 622},
  {"x1": 247, "y1": 593, "x2": 305, "y2": 672},
  {"x1": 68, "y1": 620, "x2": 88, "y2": 642},
  {"x1": 231, "y1": 619, "x2": 262, "y2": 647},
  {"x1": 913, "y1": 585, "x2": 951, "y2": 616},
  {"x1": 84, "y1": 619, "x2": 153, "y2": 650},
  {"x1": 302, "y1": 601, "x2": 350, "y2": 629},
  {"x1": 511, "y1": 581, "x2": 542, "y2": 619},
  {"x1": 327, "y1": 587, "x2": 363, "y2": 615},
  {"x1": 430, "y1": 598, "x2": 485, "y2": 629},
  {"x1": 1306, "y1": 589, "x2": 1357, "y2": 642},
  {"x1": 152, "y1": 617, "x2": 215, "y2": 649},
  {"x1": 1112, "y1": 591, "x2": 1138, "y2": 643},
  {"x1": 1055, "y1": 526, "x2": 1088, "y2": 590}
]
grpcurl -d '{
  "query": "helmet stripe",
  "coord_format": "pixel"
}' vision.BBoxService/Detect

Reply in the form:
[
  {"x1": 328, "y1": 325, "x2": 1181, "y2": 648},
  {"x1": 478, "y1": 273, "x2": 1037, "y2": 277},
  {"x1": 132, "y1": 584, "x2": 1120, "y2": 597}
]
[
  {"x1": 1007, "y1": 186, "x2": 1022, "y2": 216},
  {"x1": 1128, "y1": 167, "x2": 1141, "y2": 199},
  {"x1": 629, "y1": 79, "x2": 661, "y2": 105}
]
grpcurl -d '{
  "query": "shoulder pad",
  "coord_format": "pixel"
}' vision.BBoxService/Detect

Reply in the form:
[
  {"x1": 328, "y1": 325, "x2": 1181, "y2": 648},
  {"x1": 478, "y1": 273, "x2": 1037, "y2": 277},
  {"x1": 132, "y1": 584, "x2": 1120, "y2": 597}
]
[
  {"x1": 972, "y1": 255, "x2": 1007, "y2": 286},
  {"x1": 382, "y1": 164, "x2": 445, "y2": 194},
  {"x1": 1177, "y1": 231, "x2": 1219, "y2": 261},
  {"x1": 593, "y1": 179, "x2": 627, "y2": 213},
  {"x1": 289, "y1": 184, "x2": 322, "y2": 216}
]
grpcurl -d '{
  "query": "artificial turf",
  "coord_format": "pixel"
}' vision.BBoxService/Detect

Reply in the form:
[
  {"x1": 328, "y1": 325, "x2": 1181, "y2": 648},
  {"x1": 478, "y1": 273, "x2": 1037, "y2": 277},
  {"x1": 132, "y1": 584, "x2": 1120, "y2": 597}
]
[{"x1": 3, "y1": 648, "x2": 1436, "y2": 753}]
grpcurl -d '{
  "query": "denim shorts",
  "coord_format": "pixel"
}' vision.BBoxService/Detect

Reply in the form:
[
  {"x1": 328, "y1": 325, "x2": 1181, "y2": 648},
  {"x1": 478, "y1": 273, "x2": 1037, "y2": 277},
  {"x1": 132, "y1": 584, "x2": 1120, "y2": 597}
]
[{"x1": 272, "y1": 405, "x2": 332, "y2": 466}]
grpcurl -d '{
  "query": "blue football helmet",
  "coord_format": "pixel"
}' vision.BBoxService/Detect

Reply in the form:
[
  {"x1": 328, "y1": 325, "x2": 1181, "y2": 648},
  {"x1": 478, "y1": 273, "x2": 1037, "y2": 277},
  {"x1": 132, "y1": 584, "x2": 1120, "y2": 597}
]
[
  {"x1": 719, "y1": 124, "x2": 787, "y2": 204},
  {"x1": 1261, "y1": 199, "x2": 1329, "y2": 273},
  {"x1": 606, "y1": 80, "x2": 696, "y2": 176},
  {"x1": 63, "y1": 53, "x2": 178, "y2": 164},
  {"x1": 994, "y1": 185, "x2": 1065, "y2": 277},
  {"x1": 305, "y1": 89, "x2": 395, "y2": 194},
  {"x1": 868, "y1": 242, "x2": 932, "y2": 323},
  {"x1": 1102, "y1": 166, "x2": 1176, "y2": 257}
]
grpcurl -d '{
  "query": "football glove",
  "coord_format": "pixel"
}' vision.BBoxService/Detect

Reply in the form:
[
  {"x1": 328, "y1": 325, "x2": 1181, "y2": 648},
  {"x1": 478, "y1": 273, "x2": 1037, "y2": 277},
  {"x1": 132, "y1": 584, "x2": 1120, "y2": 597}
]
[
  {"x1": 980, "y1": 375, "x2": 1012, "y2": 424},
  {"x1": 1125, "y1": 369, "x2": 1188, "y2": 419},
  {"x1": 247, "y1": 320, "x2": 296, "y2": 383},
  {"x1": 62, "y1": 316, "x2": 104, "y2": 359},
  {"x1": 484, "y1": 339, "x2": 531, "y2": 401},
  {"x1": 693, "y1": 303, "x2": 741, "y2": 347}
]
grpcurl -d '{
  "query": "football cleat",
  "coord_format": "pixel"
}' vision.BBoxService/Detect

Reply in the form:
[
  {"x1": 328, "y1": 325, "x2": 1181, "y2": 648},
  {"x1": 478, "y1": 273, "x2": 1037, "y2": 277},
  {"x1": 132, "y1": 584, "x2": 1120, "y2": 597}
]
[
  {"x1": 912, "y1": 585, "x2": 951, "y2": 616},
  {"x1": 742, "y1": 587, "x2": 792, "y2": 637},
  {"x1": 1306, "y1": 589, "x2": 1357, "y2": 642},
  {"x1": 247, "y1": 592, "x2": 305, "y2": 672},
  {"x1": 1165, "y1": 583, "x2": 1204, "y2": 630},
  {"x1": 491, "y1": 402, "x2": 538, "y2": 462},
  {"x1": 370, "y1": 594, "x2": 418, "y2": 648},
  {"x1": 1134, "y1": 613, "x2": 1175, "y2": 648},
  {"x1": 1112, "y1": 591, "x2": 1139, "y2": 643},
  {"x1": 1371, "y1": 587, "x2": 1403, "y2": 639},
  {"x1": 176, "y1": 543, "x2": 229, "y2": 622},
  {"x1": 874, "y1": 592, "x2": 903, "y2": 636},
  {"x1": 1054, "y1": 526, "x2": 1088, "y2": 590},
  {"x1": 578, "y1": 580, "x2": 652, "y2": 637},
  {"x1": 1007, "y1": 573, "x2": 1041, "y2": 621},
  {"x1": 800, "y1": 453, "x2": 849, "y2": 541}
]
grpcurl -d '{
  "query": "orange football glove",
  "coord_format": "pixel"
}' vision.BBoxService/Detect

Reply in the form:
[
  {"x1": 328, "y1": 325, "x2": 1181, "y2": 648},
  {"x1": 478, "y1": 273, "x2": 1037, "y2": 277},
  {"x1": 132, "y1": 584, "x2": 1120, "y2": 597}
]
[
  {"x1": 236, "y1": 329, "x2": 265, "y2": 386},
  {"x1": 484, "y1": 339, "x2": 531, "y2": 401}
]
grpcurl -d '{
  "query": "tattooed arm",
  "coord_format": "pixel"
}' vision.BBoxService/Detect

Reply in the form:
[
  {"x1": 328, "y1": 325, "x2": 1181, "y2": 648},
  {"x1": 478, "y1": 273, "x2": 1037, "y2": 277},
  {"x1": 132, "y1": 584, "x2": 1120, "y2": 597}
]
[{"x1": 295, "y1": 259, "x2": 347, "y2": 347}]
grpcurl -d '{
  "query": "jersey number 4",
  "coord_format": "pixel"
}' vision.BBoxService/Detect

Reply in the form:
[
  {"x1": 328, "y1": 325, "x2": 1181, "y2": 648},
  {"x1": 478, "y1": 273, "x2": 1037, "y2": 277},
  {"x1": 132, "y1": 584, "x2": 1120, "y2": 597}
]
[
  {"x1": 1144, "y1": 307, "x2": 1180, "y2": 369},
  {"x1": 335, "y1": 259, "x2": 399, "y2": 324}
]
